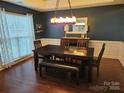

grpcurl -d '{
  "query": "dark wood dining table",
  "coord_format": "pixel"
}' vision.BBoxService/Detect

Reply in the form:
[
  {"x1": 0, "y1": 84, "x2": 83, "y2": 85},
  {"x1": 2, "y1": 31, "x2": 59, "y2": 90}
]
[{"x1": 33, "y1": 45, "x2": 94, "y2": 82}]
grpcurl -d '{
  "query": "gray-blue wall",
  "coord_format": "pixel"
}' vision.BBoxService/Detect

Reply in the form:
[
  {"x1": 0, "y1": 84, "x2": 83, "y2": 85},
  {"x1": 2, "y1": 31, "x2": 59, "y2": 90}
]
[
  {"x1": 40, "y1": 4, "x2": 124, "y2": 41},
  {"x1": 0, "y1": 1, "x2": 124, "y2": 41}
]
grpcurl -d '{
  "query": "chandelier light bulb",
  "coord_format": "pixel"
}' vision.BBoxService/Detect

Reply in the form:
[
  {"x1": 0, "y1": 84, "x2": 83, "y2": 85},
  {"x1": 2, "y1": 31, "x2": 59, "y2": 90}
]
[{"x1": 50, "y1": 16, "x2": 76, "y2": 23}]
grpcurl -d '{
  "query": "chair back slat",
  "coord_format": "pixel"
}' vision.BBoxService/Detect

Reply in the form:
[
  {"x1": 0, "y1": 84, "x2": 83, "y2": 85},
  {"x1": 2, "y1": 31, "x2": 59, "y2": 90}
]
[
  {"x1": 97, "y1": 43, "x2": 105, "y2": 64},
  {"x1": 77, "y1": 39, "x2": 89, "y2": 48},
  {"x1": 61, "y1": 39, "x2": 70, "y2": 47}
]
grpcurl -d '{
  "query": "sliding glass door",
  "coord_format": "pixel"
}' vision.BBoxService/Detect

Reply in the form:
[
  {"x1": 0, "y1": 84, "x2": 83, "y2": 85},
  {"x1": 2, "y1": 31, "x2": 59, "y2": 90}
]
[{"x1": 0, "y1": 9, "x2": 34, "y2": 65}]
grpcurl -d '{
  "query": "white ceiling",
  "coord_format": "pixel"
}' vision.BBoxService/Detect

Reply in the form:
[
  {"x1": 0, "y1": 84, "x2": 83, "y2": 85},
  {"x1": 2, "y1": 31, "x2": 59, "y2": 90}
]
[{"x1": 2, "y1": 0, "x2": 124, "y2": 11}]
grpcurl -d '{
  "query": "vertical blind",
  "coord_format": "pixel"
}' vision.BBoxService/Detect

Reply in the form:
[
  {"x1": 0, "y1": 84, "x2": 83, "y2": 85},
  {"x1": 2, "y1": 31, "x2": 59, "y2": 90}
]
[{"x1": 0, "y1": 8, "x2": 34, "y2": 65}]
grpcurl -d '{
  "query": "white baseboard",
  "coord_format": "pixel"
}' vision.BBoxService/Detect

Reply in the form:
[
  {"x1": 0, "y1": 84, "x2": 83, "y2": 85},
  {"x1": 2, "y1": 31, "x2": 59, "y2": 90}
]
[
  {"x1": 0, "y1": 55, "x2": 32, "y2": 71},
  {"x1": 119, "y1": 57, "x2": 124, "y2": 67},
  {"x1": 0, "y1": 67, "x2": 3, "y2": 71},
  {"x1": 118, "y1": 42, "x2": 124, "y2": 67}
]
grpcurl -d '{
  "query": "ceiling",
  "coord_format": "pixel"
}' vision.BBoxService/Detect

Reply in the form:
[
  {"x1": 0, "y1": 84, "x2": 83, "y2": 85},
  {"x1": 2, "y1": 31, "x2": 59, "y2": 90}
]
[{"x1": 2, "y1": 0, "x2": 124, "y2": 11}]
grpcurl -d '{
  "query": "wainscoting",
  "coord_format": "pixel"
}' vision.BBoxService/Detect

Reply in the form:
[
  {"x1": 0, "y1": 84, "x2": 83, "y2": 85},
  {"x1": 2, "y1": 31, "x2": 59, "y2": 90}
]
[{"x1": 40, "y1": 38, "x2": 124, "y2": 67}]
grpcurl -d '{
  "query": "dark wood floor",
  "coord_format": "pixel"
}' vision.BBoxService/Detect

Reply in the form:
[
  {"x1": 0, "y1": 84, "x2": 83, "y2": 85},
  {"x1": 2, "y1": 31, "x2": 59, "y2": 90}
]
[{"x1": 0, "y1": 58, "x2": 124, "y2": 93}]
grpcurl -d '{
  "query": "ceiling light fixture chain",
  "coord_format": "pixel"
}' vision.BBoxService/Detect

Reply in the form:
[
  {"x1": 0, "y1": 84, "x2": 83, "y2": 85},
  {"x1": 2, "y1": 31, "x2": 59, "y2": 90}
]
[
  {"x1": 54, "y1": 0, "x2": 60, "y2": 17},
  {"x1": 68, "y1": 0, "x2": 73, "y2": 17}
]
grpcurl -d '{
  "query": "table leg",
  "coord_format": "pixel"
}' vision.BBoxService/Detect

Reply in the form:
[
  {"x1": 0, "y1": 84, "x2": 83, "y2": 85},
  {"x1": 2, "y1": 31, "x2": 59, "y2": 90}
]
[
  {"x1": 87, "y1": 64, "x2": 92, "y2": 82},
  {"x1": 33, "y1": 51, "x2": 38, "y2": 71}
]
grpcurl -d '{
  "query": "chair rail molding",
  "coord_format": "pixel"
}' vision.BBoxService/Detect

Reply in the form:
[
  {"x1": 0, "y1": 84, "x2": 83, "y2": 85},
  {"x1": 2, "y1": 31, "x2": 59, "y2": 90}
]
[{"x1": 40, "y1": 38, "x2": 124, "y2": 67}]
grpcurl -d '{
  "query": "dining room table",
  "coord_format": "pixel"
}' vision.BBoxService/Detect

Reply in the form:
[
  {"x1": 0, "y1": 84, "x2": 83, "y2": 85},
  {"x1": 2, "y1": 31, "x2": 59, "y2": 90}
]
[{"x1": 33, "y1": 44, "x2": 94, "y2": 82}]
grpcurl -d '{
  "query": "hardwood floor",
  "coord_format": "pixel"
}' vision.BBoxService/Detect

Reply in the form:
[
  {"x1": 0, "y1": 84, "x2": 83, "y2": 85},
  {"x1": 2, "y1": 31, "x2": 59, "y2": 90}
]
[{"x1": 0, "y1": 58, "x2": 124, "y2": 93}]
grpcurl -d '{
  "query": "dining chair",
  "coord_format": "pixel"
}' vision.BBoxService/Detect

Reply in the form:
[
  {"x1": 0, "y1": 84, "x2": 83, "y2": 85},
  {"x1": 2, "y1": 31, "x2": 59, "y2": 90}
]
[
  {"x1": 77, "y1": 39, "x2": 89, "y2": 48},
  {"x1": 34, "y1": 40, "x2": 52, "y2": 59},
  {"x1": 71, "y1": 39, "x2": 89, "y2": 65},
  {"x1": 33, "y1": 40, "x2": 52, "y2": 71},
  {"x1": 60, "y1": 39, "x2": 71, "y2": 62},
  {"x1": 91, "y1": 43, "x2": 105, "y2": 78},
  {"x1": 34, "y1": 40, "x2": 42, "y2": 49},
  {"x1": 34, "y1": 40, "x2": 44, "y2": 58}
]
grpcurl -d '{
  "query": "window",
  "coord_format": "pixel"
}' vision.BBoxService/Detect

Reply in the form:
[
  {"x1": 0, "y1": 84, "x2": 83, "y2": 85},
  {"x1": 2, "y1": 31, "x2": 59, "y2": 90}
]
[{"x1": 0, "y1": 9, "x2": 34, "y2": 65}]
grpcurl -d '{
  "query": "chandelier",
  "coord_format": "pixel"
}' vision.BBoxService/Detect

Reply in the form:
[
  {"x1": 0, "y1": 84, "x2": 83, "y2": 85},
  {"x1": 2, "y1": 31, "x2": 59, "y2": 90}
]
[{"x1": 50, "y1": 0, "x2": 76, "y2": 24}]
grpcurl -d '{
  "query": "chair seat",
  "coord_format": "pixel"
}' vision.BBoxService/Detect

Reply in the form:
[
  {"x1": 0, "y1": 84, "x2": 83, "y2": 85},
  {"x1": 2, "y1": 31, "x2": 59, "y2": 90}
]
[
  {"x1": 91, "y1": 62, "x2": 98, "y2": 67},
  {"x1": 38, "y1": 54, "x2": 44, "y2": 58},
  {"x1": 38, "y1": 54, "x2": 52, "y2": 59},
  {"x1": 91, "y1": 58, "x2": 99, "y2": 67}
]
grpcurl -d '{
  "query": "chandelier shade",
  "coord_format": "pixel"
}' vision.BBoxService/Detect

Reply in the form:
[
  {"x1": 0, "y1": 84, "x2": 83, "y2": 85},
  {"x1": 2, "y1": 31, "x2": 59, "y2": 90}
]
[
  {"x1": 50, "y1": 0, "x2": 76, "y2": 24},
  {"x1": 50, "y1": 16, "x2": 76, "y2": 23}
]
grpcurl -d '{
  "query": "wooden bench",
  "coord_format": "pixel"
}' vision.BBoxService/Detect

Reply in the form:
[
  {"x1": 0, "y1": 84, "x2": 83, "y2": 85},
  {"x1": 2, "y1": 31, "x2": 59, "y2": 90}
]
[{"x1": 39, "y1": 59, "x2": 81, "y2": 85}]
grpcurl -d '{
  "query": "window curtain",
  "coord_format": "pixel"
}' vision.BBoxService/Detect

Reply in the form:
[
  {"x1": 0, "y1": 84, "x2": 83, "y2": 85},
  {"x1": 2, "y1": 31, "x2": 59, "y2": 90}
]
[{"x1": 0, "y1": 8, "x2": 34, "y2": 67}]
